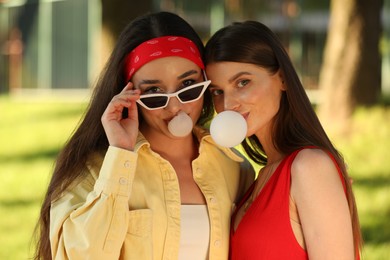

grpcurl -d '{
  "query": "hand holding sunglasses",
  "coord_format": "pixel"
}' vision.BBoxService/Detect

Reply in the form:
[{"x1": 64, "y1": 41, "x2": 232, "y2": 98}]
[{"x1": 136, "y1": 80, "x2": 211, "y2": 110}]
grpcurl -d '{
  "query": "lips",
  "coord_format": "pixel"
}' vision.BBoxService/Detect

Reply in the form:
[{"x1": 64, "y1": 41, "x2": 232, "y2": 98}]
[
  {"x1": 241, "y1": 112, "x2": 249, "y2": 121},
  {"x1": 165, "y1": 112, "x2": 189, "y2": 124},
  {"x1": 165, "y1": 117, "x2": 174, "y2": 123}
]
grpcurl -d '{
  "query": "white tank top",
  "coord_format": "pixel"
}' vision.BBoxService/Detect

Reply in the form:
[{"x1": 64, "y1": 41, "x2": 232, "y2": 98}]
[{"x1": 178, "y1": 204, "x2": 210, "y2": 260}]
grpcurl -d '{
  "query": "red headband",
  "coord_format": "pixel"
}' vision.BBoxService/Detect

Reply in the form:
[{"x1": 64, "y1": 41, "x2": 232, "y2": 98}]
[{"x1": 124, "y1": 36, "x2": 204, "y2": 82}]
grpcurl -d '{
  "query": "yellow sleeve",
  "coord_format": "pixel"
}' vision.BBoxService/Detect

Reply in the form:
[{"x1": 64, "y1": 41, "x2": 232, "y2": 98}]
[{"x1": 50, "y1": 146, "x2": 137, "y2": 260}]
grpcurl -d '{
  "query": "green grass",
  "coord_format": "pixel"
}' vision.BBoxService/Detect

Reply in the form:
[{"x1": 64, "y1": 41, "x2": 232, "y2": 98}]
[
  {"x1": 333, "y1": 107, "x2": 390, "y2": 259},
  {"x1": 0, "y1": 95, "x2": 389, "y2": 259},
  {"x1": 0, "y1": 95, "x2": 87, "y2": 259}
]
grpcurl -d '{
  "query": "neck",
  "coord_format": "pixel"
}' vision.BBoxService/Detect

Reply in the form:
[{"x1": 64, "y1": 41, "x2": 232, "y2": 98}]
[{"x1": 255, "y1": 126, "x2": 284, "y2": 165}]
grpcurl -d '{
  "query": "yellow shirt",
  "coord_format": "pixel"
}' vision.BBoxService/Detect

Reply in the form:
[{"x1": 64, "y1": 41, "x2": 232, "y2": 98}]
[{"x1": 50, "y1": 128, "x2": 254, "y2": 260}]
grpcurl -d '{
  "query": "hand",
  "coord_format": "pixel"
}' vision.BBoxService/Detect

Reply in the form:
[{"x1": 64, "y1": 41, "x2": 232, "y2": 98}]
[{"x1": 101, "y1": 82, "x2": 140, "y2": 150}]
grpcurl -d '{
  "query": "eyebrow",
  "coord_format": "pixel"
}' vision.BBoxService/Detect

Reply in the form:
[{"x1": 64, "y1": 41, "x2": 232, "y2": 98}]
[
  {"x1": 139, "y1": 79, "x2": 161, "y2": 85},
  {"x1": 138, "y1": 70, "x2": 199, "y2": 86},
  {"x1": 228, "y1": 71, "x2": 252, "y2": 83},
  {"x1": 178, "y1": 69, "x2": 198, "y2": 80}
]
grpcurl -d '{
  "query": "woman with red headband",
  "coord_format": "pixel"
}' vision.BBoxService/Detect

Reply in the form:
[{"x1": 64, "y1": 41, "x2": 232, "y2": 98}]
[{"x1": 34, "y1": 12, "x2": 254, "y2": 260}]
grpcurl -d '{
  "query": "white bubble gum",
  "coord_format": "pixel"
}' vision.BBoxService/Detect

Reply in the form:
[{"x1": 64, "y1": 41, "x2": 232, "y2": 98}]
[
  {"x1": 210, "y1": 111, "x2": 247, "y2": 147},
  {"x1": 168, "y1": 111, "x2": 193, "y2": 137}
]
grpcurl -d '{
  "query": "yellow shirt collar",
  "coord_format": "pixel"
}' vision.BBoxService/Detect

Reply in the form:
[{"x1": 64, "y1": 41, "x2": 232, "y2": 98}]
[{"x1": 134, "y1": 126, "x2": 244, "y2": 162}]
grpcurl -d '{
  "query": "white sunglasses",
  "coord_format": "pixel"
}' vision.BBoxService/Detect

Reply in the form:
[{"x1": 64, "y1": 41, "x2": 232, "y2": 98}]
[{"x1": 136, "y1": 80, "x2": 211, "y2": 110}]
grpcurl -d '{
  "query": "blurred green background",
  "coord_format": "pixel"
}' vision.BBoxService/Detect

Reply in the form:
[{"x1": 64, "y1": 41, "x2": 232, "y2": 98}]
[{"x1": 1, "y1": 0, "x2": 390, "y2": 259}]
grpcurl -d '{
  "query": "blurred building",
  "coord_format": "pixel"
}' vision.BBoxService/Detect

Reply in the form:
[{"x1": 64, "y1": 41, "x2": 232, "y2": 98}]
[
  {"x1": 0, "y1": 0, "x2": 389, "y2": 96},
  {"x1": 0, "y1": 0, "x2": 99, "y2": 95}
]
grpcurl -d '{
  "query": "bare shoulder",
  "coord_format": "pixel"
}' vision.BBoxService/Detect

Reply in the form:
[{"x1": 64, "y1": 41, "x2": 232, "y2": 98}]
[
  {"x1": 291, "y1": 148, "x2": 343, "y2": 197},
  {"x1": 292, "y1": 148, "x2": 334, "y2": 172}
]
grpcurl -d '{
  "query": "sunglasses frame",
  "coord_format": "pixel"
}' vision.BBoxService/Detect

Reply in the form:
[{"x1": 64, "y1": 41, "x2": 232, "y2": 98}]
[{"x1": 136, "y1": 80, "x2": 211, "y2": 110}]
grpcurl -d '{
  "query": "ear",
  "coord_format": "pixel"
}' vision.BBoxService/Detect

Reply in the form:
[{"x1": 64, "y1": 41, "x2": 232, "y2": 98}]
[{"x1": 277, "y1": 70, "x2": 287, "y2": 91}]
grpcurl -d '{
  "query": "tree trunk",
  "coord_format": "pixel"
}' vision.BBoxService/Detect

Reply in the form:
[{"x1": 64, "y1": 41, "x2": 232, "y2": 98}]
[{"x1": 318, "y1": 0, "x2": 383, "y2": 134}]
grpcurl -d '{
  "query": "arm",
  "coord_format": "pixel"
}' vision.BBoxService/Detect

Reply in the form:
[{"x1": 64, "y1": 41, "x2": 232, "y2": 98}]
[
  {"x1": 50, "y1": 146, "x2": 137, "y2": 259},
  {"x1": 50, "y1": 83, "x2": 141, "y2": 259},
  {"x1": 291, "y1": 148, "x2": 354, "y2": 260}
]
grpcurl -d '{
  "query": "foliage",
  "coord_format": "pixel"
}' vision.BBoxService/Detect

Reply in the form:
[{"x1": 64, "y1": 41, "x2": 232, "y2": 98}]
[{"x1": 0, "y1": 96, "x2": 389, "y2": 259}]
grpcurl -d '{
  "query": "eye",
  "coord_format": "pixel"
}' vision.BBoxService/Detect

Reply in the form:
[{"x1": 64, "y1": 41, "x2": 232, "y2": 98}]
[
  {"x1": 210, "y1": 88, "x2": 224, "y2": 96},
  {"x1": 143, "y1": 86, "x2": 164, "y2": 94},
  {"x1": 237, "y1": 79, "x2": 250, "y2": 88},
  {"x1": 182, "y1": 79, "x2": 196, "y2": 88}
]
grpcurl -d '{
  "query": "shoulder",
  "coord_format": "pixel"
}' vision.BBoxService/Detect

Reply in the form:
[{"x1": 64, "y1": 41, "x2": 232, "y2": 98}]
[
  {"x1": 290, "y1": 148, "x2": 344, "y2": 199},
  {"x1": 291, "y1": 148, "x2": 335, "y2": 174},
  {"x1": 290, "y1": 149, "x2": 355, "y2": 258}
]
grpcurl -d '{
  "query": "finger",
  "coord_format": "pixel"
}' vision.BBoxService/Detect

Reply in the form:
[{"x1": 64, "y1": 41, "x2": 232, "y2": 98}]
[
  {"x1": 127, "y1": 96, "x2": 139, "y2": 120},
  {"x1": 122, "y1": 81, "x2": 133, "y2": 92},
  {"x1": 121, "y1": 82, "x2": 140, "y2": 94},
  {"x1": 121, "y1": 83, "x2": 140, "y2": 119},
  {"x1": 103, "y1": 83, "x2": 140, "y2": 122},
  {"x1": 102, "y1": 98, "x2": 132, "y2": 121},
  {"x1": 113, "y1": 90, "x2": 140, "y2": 105}
]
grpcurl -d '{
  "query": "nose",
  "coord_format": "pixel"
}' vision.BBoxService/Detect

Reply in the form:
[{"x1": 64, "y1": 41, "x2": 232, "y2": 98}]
[
  {"x1": 166, "y1": 96, "x2": 182, "y2": 113},
  {"x1": 224, "y1": 92, "x2": 240, "y2": 111}
]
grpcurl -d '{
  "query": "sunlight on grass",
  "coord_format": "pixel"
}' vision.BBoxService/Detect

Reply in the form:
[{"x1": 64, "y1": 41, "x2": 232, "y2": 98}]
[
  {"x1": 332, "y1": 106, "x2": 390, "y2": 260},
  {"x1": 335, "y1": 107, "x2": 390, "y2": 177},
  {"x1": 0, "y1": 158, "x2": 54, "y2": 259},
  {"x1": 0, "y1": 95, "x2": 87, "y2": 259},
  {"x1": 0, "y1": 95, "x2": 389, "y2": 259}
]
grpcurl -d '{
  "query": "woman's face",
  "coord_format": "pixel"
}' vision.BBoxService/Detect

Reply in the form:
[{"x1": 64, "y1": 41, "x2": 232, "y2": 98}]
[
  {"x1": 206, "y1": 61, "x2": 285, "y2": 137},
  {"x1": 132, "y1": 56, "x2": 205, "y2": 138}
]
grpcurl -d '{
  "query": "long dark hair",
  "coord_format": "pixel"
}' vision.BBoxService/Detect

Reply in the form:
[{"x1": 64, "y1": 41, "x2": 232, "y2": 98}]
[
  {"x1": 205, "y1": 21, "x2": 362, "y2": 256},
  {"x1": 34, "y1": 11, "x2": 213, "y2": 260}
]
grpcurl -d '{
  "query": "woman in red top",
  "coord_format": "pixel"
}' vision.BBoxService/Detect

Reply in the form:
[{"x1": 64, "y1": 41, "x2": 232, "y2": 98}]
[{"x1": 205, "y1": 21, "x2": 362, "y2": 259}]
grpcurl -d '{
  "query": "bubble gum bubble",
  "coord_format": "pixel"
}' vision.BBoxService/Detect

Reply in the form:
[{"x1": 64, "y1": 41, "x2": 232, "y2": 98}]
[
  {"x1": 210, "y1": 111, "x2": 247, "y2": 147},
  {"x1": 168, "y1": 111, "x2": 193, "y2": 137}
]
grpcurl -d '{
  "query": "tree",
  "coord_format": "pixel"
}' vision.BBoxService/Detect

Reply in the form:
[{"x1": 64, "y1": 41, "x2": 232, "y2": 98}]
[{"x1": 318, "y1": 0, "x2": 383, "y2": 134}]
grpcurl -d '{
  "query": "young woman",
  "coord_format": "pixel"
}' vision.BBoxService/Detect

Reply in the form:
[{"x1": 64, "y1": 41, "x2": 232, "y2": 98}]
[
  {"x1": 34, "y1": 12, "x2": 254, "y2": 260},
  {"x1": 205, "y1": 21, "x2": 362, "y2": 259}
]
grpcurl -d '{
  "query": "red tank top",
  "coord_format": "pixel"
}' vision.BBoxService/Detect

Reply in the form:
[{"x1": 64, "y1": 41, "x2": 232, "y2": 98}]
[{"x1": 230, "y1": 148, "x2": 349, "y2": 259}]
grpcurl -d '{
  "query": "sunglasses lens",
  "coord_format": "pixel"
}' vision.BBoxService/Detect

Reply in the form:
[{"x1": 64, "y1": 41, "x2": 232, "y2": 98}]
[
  {"x1": 178, "y1": 85, "x2": 205, "y2": 102},
  {"x1": 140, "y1": 96, "x2": 168, "y2": 109}
]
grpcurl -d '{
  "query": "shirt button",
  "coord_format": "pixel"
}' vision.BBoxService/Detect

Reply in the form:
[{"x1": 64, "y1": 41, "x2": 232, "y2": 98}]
[
  {"x1": 119, "y1": 177, "x2": 127, "y2": 185},
  {"x1": 214, "y1": 240, "x2": 221, "y2": 247},
  {"x1": 124, "y1": 160, "x2": 130, "y2": 168}
]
